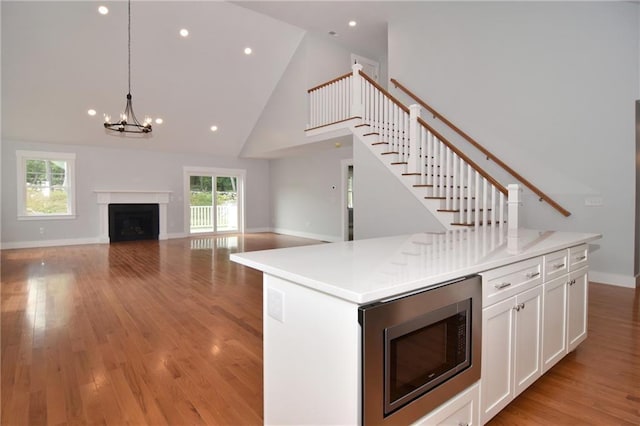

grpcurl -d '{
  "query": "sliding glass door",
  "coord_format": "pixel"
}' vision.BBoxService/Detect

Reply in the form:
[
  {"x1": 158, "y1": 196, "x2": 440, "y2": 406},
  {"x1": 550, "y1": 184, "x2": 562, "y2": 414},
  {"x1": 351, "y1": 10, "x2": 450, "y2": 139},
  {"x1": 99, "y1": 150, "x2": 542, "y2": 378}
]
[{"x1": 185, "y1": 167, "x2": 244, "y2": 235}]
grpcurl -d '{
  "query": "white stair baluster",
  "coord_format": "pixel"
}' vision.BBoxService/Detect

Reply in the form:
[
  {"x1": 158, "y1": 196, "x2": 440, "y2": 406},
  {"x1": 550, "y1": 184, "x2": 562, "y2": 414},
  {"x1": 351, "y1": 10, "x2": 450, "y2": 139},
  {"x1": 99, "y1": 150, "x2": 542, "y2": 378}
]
[
  {"x1": 474, "y1": 171, "x2": 480, "y2": 227},
  {"x1": 452, "y1": 154, "x2": 459, "y2": 213}
]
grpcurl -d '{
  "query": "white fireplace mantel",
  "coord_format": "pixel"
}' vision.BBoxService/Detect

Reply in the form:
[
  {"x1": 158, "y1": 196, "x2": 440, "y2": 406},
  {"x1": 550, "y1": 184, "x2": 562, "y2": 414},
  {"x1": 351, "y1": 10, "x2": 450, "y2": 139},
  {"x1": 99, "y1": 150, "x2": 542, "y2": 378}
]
[{"x1": 95, "y1": 190, "x2": 172, "y2": 243}]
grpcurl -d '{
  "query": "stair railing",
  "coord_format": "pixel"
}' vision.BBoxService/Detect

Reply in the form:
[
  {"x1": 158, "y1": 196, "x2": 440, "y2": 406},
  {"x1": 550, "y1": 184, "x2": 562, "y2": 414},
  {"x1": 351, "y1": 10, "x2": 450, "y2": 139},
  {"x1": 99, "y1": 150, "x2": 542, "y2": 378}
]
[
  {"x1": 307, "y1": 64, "x2": 514, "y2": 227},
  {"x1": 390, "y1": 78, "x2": 571, "y2": 218}
]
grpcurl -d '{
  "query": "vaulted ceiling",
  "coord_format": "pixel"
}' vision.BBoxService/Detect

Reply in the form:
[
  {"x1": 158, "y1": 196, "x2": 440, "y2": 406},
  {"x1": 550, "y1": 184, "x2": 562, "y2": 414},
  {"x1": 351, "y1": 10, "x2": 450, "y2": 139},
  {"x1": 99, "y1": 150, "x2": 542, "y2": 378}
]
[{"x1": 2, "y1": 1, "x2": 390, "y2": 158}]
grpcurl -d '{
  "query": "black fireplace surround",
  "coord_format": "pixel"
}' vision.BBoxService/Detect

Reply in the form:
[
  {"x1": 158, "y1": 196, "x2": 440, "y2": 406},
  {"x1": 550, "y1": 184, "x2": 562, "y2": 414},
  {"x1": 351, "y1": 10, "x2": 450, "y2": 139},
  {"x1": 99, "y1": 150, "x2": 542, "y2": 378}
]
[{"x1": 108, "y1": 203, "x2": 159, "y2": 243}]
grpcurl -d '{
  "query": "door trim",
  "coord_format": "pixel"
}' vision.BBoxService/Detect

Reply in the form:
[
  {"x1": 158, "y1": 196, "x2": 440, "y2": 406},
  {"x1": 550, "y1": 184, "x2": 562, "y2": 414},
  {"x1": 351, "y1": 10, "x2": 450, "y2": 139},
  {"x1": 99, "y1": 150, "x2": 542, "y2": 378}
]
[{"x1": 183, "y1": 166, "x2": 246, "y2": 236}]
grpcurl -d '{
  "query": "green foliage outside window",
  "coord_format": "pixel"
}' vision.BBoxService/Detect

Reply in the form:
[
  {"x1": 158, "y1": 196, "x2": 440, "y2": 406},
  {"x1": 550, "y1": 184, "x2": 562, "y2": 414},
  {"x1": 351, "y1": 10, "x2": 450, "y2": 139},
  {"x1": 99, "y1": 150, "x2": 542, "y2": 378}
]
[
  {"x1": 189, "y1": 176, "x2": 238, "y2": 206},
  {"x1": 25, "y1": 159, "x2": 70, "y2": 215}
]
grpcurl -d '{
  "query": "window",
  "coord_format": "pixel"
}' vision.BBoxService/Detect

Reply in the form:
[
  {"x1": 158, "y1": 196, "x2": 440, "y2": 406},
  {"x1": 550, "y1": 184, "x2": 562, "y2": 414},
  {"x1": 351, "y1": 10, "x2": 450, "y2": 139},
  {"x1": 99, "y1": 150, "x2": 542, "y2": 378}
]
[{"x1": 17, "y1": 150, "x2": 76, "y2": 219}]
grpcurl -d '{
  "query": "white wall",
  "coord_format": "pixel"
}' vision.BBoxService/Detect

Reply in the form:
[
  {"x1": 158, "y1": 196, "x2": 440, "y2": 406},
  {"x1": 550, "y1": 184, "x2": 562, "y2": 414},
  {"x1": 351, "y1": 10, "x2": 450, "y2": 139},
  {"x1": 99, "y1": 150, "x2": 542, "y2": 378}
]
[
  {"x1": 242, "y1": 33, "x2": 387, "y2": 158},
  {"x1": 1, "y1": 140, "x2": 271, "y2": 247},
  {"x1": 387, "y1": 2, "x2": 639, "y2": 285},
  {"x1": 353, "y1": 137, "x2": 443, "y2": 240},
  {"x1": 269, "y1": 146, "x2": 352, "y2": 242}
]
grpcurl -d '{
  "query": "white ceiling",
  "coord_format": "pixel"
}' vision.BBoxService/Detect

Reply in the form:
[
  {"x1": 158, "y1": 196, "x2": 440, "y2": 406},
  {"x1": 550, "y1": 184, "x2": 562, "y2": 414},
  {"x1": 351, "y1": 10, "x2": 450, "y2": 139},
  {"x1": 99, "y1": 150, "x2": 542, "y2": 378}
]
[{"x1": 2, "y1": 1, "x2": 391, "y2": 157}]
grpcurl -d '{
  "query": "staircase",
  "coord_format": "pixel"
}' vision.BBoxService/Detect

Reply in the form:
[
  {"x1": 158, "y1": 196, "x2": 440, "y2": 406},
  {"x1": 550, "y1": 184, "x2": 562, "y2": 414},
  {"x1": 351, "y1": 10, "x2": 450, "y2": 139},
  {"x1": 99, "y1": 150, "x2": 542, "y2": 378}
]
[{"x1": 306, "y1": 64, "x2": 514, "y2": 230}]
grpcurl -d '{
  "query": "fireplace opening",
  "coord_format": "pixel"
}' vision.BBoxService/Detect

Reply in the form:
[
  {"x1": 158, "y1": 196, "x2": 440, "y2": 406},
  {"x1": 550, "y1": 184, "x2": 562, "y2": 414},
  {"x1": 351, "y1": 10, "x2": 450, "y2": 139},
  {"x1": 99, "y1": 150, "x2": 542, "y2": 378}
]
[{"x1": 108, "y1": 203, "x2": 159, "y2": 243}]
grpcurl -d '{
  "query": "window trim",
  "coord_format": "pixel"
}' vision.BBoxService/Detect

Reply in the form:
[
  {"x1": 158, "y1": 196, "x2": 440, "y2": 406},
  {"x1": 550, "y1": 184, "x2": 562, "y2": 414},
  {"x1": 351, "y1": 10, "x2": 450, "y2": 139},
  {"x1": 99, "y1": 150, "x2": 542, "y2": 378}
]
[{"x1": 16, "y1": 150, "x2": 77, "y2": 220}]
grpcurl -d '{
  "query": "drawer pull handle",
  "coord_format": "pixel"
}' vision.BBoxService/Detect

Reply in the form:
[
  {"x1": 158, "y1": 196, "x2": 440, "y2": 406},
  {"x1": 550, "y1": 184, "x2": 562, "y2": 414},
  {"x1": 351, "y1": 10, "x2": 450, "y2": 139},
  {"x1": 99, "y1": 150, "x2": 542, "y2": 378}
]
[
  {"x1": 513, "y1": 302, "x2": 526, "y2": 312},
  {"x1": 569, "y1": 279, "x2": 576, "y2": 286},
  {"x1": 526, "y1": 272, "x2": 540, "y2": 279},
  {"x1": 553, "y1": 263, "x2": 566, "y2": 269},
  {"x1": 576, "y1": 255, "x2": 587, "y2": 261},
  {"x1": 495, "y1": 282, "x2": 512, "y2": 290},
  {"x1": 458, "y1": 423, "x2": 469, "y2": 426}
]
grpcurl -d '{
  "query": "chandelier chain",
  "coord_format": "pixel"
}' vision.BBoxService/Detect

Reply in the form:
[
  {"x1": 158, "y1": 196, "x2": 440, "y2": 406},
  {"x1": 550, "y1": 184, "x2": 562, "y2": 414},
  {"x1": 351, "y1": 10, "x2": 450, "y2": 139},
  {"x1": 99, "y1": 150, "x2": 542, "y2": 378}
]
[
  {"x1": 128, "y1": 0, "x2": 131, "y2": 95},
  {"x1": 103, "y1": 0, "x2": 152, "y2": 135}
]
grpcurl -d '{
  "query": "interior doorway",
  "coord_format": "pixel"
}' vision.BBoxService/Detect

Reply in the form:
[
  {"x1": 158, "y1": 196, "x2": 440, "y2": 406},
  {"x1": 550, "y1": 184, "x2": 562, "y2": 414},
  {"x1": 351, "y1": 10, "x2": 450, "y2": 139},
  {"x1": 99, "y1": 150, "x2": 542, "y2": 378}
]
[
  {"x1": 184, "y1": 167, "x2": 245, "y2": 235},
  {"x1": 342, "y1": 159, "x2": 354, "y2": 241},
  {"x1": 351, "y1": 54, "x2": 379, "y2": 82}
]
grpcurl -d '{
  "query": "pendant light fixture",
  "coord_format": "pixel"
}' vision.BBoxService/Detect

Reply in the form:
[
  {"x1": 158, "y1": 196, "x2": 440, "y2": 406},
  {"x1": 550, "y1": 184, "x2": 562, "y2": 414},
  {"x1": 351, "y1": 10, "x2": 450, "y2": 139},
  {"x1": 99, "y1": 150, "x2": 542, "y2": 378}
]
[{"x1": 104, "y1": 0, "x2": 152, "y2": 134}]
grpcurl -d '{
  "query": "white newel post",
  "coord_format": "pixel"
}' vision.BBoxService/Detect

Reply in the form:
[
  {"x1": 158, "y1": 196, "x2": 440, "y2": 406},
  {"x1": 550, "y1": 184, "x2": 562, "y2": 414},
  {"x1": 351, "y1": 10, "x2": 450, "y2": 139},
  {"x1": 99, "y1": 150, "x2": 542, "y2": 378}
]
[
  {"x1": 409, "y1": 104, "x2": 422, "y2": 174},
  {"x1": 351, "y1": 63, "x2": 363, "y2": 118},
  {"x1": 507, "y1": 184, "x2": 522, "y2": 232}
]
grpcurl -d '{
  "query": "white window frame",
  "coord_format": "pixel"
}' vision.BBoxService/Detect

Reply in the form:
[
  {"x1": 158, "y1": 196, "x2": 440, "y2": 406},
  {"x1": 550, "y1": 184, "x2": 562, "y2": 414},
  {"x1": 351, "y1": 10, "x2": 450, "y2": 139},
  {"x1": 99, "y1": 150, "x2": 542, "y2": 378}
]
[
  {"x1": 183, "y1": 166, "x2": 246, "y2": 235},
  {"x1": 16, "y1": 150, "x2": 77, "y2": 220}
]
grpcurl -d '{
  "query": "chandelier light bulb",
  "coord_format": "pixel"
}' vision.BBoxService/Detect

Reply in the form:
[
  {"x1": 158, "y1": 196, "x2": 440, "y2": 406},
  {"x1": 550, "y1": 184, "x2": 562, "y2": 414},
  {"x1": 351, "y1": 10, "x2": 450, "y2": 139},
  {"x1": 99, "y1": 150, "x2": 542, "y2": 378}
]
[{"x1": 155, "y1": 118, "x2": 163, "y2": 124}]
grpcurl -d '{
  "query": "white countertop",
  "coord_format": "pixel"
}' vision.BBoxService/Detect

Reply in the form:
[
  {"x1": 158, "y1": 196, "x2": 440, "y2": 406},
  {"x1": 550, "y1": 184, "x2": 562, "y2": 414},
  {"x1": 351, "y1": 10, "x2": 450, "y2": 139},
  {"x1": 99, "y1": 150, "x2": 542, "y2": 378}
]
[{"x1": 231, "y1": 228, "x2": 601, "y2": 304}]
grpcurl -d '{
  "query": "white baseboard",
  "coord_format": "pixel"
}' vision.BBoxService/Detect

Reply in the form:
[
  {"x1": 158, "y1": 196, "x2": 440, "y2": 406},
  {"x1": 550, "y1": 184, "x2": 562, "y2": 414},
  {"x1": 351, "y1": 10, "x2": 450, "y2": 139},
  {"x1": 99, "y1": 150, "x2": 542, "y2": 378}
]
[
  {"x1": 589, "y1": 270, "x2": 638, "y2": 289},
  {"x1": 167, "y1": 232, "x2": 188, "y2": 240},
  {"x1": 245, "y1": 227, "x2": 273, "y2": 233},
  {"x1": 271, "y1": 227, "x2": 342, "y2": 243},
  {"x1": 1, "y1": 237, "x2": 101, "y2": 250}
]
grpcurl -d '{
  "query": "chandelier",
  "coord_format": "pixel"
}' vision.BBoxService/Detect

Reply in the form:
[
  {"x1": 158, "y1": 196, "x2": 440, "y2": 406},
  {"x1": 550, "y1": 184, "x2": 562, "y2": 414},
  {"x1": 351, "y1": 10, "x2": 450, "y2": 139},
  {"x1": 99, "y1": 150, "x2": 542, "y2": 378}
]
[{"x1": 104, "y1": 0, "x2": 152, "y2": 134}]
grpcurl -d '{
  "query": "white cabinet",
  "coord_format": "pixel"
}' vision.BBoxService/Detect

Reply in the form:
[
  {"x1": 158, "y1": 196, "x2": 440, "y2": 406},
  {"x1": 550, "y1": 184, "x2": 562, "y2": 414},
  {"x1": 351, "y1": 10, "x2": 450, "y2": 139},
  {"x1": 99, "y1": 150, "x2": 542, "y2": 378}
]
[
  {"x1": 541, "y1": 245, "x2": 589, "y2": 373},
  {"x1": 567, "y1": 266, "x2": 588, "y2": 351},
  {"x1": 414, "y1": 383, "x2": 479, "y2": 426},
  {"x1": 541, "y1": 275, "x2": 568, "y2": 372},
  {"x1": 480, "y1": 285, "x2": 542, "y2": 424}
]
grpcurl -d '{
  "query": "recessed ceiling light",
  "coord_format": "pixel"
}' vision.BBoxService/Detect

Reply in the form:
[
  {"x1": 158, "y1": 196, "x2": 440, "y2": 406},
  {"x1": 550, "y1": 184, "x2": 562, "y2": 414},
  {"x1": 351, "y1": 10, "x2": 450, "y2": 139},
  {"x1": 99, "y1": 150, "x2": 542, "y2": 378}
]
[
  {"x1": 155, "y1": 118, "x2": 163, "y2": 124},
  {"x1": 328, "y1": 31, "x2": 338, "y2": 37},
  {"x1": 88, "y1": 109, "x2": 97, "y2": 116},
  {"x1": 244, "y1": 47, "x2": 252, "y2": 55},
  {"x1": 98, "y1": 6, "x2": 109, "y2": 15},
  {"x1": 179, "y1": 28, "x2": 189, "y2": 37},
  {"x1": 348, "y1": 20, "x2": 357, "y2": 27},
  {"x1": 210, "y1": 125, "x2": 218, "y2": 132}
]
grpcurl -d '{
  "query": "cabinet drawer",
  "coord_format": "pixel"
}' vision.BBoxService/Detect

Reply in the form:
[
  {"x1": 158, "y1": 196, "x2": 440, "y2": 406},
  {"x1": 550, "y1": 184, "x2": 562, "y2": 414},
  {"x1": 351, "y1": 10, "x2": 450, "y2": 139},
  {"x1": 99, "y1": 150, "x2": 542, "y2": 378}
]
[
  {"x1": 414, "y1": 383, "x2": 478, "y2": 426},
  {"x1": 569, "y1": 244, "x2": 588, "y2": 271},
  {"x1": 543, "y1": 250, "x2": 569, "y2": 282},
  {"x1": 481, "y1": 257, "x2": 542, "y2": 307}
]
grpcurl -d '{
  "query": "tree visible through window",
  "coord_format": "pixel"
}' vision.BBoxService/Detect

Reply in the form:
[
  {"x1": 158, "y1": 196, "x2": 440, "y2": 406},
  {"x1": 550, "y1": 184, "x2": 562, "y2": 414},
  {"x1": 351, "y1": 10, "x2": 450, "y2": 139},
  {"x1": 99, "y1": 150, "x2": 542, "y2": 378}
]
[{"x1": 17, "y1": 151, "x2": 76, "y2": 218}]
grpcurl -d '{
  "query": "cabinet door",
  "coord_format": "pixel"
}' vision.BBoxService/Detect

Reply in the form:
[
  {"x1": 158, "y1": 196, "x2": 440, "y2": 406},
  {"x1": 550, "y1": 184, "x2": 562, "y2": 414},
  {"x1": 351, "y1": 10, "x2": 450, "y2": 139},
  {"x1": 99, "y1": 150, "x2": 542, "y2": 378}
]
[
  {"x1": 542, "y1": 275, "x2": 568, "y2": 372},
  {"x1": 568, "y1": 267, "x2": 588, "y2": 352},
  {"x1": 480, "y1": 297, "x2": 515, "y2": 424},
  {"x1": 513, "y1": 286, "x2": 542, "y2": 396}
]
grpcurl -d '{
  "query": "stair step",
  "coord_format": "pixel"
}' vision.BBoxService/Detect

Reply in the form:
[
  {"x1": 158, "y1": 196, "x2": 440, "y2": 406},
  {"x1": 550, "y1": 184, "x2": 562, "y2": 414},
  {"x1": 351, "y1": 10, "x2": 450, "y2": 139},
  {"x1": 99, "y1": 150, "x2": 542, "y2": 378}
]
[
  {"x1": 363, "y1": 132, "x2": 379, "y2": 137},
  {"x1": 438, "y1": 208, "x2": 492, "y2": 213},
  {"x1": 451, "y1": 221, "x2": 504, "y2": 227},
  {"x1": 425, "y1": 196, "x2": 476, "y2": 200},
  {"x1": 381, "y1": 151, "x2": 399, "y2": 156},
  {"x1": 391, "y1": 162, "x2": 408, "y2": 165},
  {"x1": 413, "y1": 184, "x2": 434, "y2": 188},
  {"x1": 371, "y1": 142, "x2": 389, "y2": 146},
  {"x1": 355, "y1": 124, "x2": 370, "y2": 128}
]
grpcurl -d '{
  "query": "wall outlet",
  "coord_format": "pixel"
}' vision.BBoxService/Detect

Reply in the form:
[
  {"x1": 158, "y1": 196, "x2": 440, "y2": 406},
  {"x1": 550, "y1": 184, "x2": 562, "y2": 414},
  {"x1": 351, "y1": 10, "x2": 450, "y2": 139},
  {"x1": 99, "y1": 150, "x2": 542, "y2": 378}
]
[
  {"x1": 267, "y1": 288, "x2": 285, "y2": 323},
  {"x1": 584, "y1": 196, "x2": 603, "y2": 207}
]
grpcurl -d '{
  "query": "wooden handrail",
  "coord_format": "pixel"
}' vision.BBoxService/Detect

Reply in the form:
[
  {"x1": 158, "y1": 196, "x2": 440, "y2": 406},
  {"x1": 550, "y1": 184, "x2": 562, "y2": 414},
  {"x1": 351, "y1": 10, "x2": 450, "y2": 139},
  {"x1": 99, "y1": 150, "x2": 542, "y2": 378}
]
[
  {"x1": 357, "y1": 70, "x2": 505, "y2": 194},
  {"x1": 307, "y1": 72, "x2": 352, "y2": 93},
  {"x1": 359, "y1": 71, "x2": 410, "y2": 114},
  {"x1": 391, "y1": 78, "x2": 571, "y2": 217},
  {"x1": 356, "y1": 71, "x2": 505, "y2": 195},
  {"x1": 417, "y1": 117, "x2": 507, "y2": 196}
]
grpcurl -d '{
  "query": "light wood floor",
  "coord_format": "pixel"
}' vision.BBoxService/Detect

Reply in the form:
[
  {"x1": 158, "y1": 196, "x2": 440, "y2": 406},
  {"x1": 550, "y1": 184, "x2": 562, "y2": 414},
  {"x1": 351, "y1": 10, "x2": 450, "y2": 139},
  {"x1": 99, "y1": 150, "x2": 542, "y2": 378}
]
[{"x1": 1, "y1": 233, "x2": 639, "y2": 425}]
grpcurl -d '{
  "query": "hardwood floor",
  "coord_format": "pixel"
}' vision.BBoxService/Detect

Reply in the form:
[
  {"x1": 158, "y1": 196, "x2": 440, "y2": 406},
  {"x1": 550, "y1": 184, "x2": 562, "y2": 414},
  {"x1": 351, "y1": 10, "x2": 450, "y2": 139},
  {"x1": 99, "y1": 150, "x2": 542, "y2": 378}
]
[{"x1": 1, "y1": 233, "x2": 639, "y2": 425}]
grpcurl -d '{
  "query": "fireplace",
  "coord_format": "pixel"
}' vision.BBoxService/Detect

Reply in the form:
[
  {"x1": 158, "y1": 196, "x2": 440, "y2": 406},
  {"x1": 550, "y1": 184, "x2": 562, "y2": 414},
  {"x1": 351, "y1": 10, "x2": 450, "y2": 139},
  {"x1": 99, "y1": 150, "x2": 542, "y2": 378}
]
[
  {"x1": 95, "y1": 190, "x2": 171, "y2": 243},
  {"x1": 109, "y1": 203, "x2": 159, "y2": 242}
]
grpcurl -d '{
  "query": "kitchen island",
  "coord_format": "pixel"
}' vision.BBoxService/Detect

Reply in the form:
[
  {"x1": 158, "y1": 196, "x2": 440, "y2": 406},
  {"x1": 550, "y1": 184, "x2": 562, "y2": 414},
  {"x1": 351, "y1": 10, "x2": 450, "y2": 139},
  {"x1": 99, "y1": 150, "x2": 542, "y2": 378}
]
[{"x1": 231, "y1": 228, "x2": 600, "y2": 425}]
